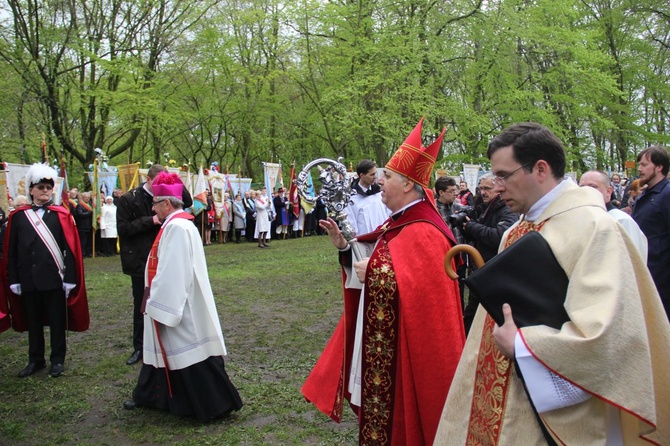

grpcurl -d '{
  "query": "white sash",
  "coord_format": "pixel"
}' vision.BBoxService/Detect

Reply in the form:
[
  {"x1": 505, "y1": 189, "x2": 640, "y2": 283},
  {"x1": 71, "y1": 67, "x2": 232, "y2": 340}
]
[{"x1": 25, "y1": 209, "x2": 65, "y2": 281}]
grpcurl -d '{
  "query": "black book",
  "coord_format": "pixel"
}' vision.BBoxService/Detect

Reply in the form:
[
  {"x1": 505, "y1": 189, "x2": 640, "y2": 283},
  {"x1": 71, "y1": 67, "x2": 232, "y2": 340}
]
[{"x1": 464, "y1": 231, "x2": 570, "y2": 329}]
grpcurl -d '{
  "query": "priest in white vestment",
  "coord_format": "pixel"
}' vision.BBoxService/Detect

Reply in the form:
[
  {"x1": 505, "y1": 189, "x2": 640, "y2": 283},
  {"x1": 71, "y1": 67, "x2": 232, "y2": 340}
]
[{"x1": 123, "y1": 172, "x2": 242, "y2": 421}]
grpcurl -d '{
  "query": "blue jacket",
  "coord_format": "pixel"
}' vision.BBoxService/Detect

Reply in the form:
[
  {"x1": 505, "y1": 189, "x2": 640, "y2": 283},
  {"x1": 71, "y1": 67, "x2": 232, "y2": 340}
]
[{"x1": 632, "y1": 177, "x2": 670, "y2": 315}]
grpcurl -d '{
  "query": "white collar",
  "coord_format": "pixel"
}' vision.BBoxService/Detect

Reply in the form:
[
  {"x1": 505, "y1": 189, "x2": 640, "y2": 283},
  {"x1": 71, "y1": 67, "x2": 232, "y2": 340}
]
[
  {"x1": 143, "y1": 182, "x2": 154, "y2": 197},
  {"x1": 161, "y1": 209, "x2": 184, "y2": 227},
  {"x1": 524, "y1": 179, "x2": 572, "y2": 221},
  {"x1": 391, "y1": 198, "x2": 423, "y2": 217}
]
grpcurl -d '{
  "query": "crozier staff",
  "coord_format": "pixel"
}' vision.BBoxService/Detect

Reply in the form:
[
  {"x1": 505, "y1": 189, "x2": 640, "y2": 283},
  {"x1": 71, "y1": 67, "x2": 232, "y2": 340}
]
[{"x1": 303, "y1": 119, "x2": 465, "y2": 445}]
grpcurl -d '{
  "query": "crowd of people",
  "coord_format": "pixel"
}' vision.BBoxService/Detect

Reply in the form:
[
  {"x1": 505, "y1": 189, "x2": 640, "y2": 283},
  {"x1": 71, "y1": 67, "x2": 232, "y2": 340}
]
[
  {"x1": 1, "y1": 122, "x2": 670, "y2": 442},
  {"x1": 196, "y1": 186, "x2": 330, "y2": 248}
]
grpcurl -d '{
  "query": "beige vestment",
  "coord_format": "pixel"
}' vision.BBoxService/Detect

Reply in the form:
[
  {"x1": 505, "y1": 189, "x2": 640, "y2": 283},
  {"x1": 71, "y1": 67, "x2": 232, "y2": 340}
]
[{"x1": 435, "y1": 183, "x2": 670, "y2": 445}]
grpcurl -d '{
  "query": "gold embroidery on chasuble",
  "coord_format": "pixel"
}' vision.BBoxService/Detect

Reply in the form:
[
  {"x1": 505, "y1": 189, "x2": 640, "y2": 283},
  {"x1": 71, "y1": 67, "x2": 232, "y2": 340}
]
[
  {"x1": 332, "y1": 372, "x2": 344, "y2": 421},
  {"x1": 360, "y1": 240, "x2": 398, "y2": 445},
  {"x1": 466, "y1": 220, "x2": 544, "y2": 445}
]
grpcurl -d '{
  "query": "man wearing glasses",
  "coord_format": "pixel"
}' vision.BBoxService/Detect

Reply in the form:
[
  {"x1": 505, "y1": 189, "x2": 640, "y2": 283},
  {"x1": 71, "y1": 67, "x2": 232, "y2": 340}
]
[
  {"x1": 117, "y1": 164, "x2": 192, "y2": 366},
  {"x1": 434, "y1": 175, "x2": 461, "y2": 239},
  {"x1": 3, "y1": 163, "x2": 88, "y2": 378},
  {"x1": 123, "y1": 172, "x2": 242, "y2": 420},
  {"x1": 435, "y1": 123, "x2": 670, "y2": 444}
]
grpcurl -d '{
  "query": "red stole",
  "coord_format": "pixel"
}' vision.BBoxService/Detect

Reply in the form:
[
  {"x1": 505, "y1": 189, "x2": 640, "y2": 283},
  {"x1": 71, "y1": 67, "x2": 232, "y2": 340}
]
[
  {"x1": 302, "y1": 200, "x2": 464, "y2": 445},
  {"x1": 143, "y1": 211, "x2": 194, "y2": 397},
  {"x1": 145, "y1": 212, "x2": 194, "y2": 303},
  {"x1": 466, "y1": 220, "x2": 545, "y2": 445}
]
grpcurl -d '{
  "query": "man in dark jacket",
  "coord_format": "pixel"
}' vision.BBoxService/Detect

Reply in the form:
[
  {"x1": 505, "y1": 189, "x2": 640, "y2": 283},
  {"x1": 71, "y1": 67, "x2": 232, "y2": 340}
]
[
  {"x1": 74, "y1": 192, "x2": 93, "y2": 257},
  {"x1": 117, "y1": 164, "x2": 192, "y2": 365},
  {"x1": 4, "y1": 163, "x2": 88, "y2": 378},
  {"x1": 242, "y1": 189, "x2": 256, "y2": 242},
  {"x1": 457, "y1": 181, "x2": 475, "y2": 206},
  {"x1": 461, "y1": 173, "x2": 519, "y2": 333},
  {"x1": 632, "y1": 146, "x2": 670, "y2": 321}
]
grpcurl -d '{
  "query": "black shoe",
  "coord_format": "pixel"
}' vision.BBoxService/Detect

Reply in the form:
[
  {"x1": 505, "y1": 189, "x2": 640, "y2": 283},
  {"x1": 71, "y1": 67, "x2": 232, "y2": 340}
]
[
  {"x1": 18, "y1": 361, "x2": 46, "y2": 378},
  {"x1": 49, "y1": 363, "x2": 64, "y2": 378},
  {"x1": 123, "y1": 400, "x2": 139, "y2": 410},
  {"x1": 126, "y1": 350, "x2": 142, "y2": 365}
]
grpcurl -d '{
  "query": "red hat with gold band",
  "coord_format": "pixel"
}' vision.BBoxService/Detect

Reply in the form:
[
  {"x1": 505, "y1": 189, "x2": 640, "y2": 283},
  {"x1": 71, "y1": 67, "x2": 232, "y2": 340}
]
[{"x1": 385, "y1": 118, "x2": 445, "y2": 188}]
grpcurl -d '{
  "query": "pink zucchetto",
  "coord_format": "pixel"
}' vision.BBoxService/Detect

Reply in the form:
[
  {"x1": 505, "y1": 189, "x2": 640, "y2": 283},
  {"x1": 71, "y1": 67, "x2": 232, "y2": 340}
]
[{"x1": 152, "y1": 172, "x2": 183, "y2": 198}]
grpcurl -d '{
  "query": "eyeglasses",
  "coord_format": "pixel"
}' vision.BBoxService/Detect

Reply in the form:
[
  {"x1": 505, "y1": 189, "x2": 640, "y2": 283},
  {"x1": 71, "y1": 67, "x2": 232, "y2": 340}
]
[
  {"x1": 152, "y1": 199, "x2": 167, "y2": 206},
  {"x1": 33, "y1": 184, "x2": 54, "y2": 191},
  {"x1": 492, "y1": 162, "x2": 533, "y2": 185}
]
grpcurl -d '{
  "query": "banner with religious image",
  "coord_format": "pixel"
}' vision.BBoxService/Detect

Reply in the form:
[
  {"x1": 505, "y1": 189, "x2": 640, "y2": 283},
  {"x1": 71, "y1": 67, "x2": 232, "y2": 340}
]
[
  {"x1": 87, "y1": 170, "x2": 118, "y2": 200},
  {"x1": 4, "y1": 162, "x2": 65, "y2": 206},
  {"x1": 263, "y1": 162, "x2": 282, "y2": 194},
  {"x1": 462, "y1": 164, "x2": 481, "y2": 195},
  {"x1": 5, "y1": 163, "x2": 31, "y2": 200}
]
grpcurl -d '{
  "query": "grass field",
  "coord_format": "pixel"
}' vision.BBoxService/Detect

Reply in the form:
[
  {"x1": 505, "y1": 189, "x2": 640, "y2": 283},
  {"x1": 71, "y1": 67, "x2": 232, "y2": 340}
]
[{"x1": 0, "y1": 235, "x2": 358, "y2": 445}]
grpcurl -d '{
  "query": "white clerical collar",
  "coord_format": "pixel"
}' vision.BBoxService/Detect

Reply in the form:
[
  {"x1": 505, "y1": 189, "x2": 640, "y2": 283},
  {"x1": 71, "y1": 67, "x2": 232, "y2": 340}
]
[
  {"x1": 161, "y1": 209, "x2": 183, "y2": 227},
  {"x1": 143, "y1": 183, "x2": 154, "y2": 197},
  {"x1": 524, "y1": 179, "x2": 572, "y2": 221},
  {"x1": 391, "y1": 198, "x2": 423, "y2": 218}
]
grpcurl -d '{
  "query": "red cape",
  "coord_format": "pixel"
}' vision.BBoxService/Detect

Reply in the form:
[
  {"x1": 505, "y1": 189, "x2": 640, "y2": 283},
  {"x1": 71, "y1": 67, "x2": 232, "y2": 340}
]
[
  {"x1": 1, "y1": 205, "x2": 89, "y2": 333},
  {"x1": 302, "y1": 200, "x2": 465, "y2": 445}
]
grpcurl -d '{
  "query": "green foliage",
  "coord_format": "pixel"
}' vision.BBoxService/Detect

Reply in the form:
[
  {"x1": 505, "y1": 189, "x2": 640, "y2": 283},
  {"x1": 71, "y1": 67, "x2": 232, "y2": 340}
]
[{"x1": 0, "y1": 0, "x2": 668, "y2": 178}]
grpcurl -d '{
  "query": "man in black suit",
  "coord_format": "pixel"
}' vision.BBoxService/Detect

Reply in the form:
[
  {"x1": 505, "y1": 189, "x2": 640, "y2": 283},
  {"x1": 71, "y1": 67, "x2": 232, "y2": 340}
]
[
  {"x1": 74, "y1": 191, "x2": 93, "y2": 257},
  {"x1": 117, "y1": 164, "x2": 193, "y2": 365},
  {"x1": 5, "y1": 163, "x2": 88, "y2": 378},
  {"x1": 242, "y1": 190, "x2": 256, "y2": 242}
]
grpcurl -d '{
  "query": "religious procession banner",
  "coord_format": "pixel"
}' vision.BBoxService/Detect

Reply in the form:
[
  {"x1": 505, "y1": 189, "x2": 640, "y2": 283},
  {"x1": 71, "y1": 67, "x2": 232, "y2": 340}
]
[
  {"x1": 87, "y1": 169, "x2": 118, "y2": 200},
  {"x1": 209, "y1": 174, "x2": 227, "y2": 221},
  {"x1": 53, "y1": 177, "x2": 65, "y2": 205},
  {"x1": 4, "y1": 162, "x2": 65, "y2": 206},
  {"x1": 462, "y1": 163, "x2": 481, "y2": 194},
  {"x1": 191, "y1": 166, "x2": 209, "y2": 217},
  {"x1": 117, "y1": 163, "x2": 140, "y2": 193},
  {"x1": 263, "y1": 162, "x2": 282, "y2": 194},
  {"x1": 5, "y1": 163, "x2": 32, "y2": 200},
  {"x1": 179, "y1": 169, "x2": 193, "y2": 195},
  {"x1": 0, "y1": 172, "x2": 8, "y2": 211},
  {"x1": 221, "y1": 173, "x2": 252, "y2": 198}
]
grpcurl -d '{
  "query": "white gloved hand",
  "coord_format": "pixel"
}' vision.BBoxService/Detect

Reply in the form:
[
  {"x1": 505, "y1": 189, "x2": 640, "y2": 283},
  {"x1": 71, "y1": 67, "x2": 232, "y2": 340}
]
[
  {"x1": 63, "y1": 283, "x2": 77, "y2": 298},
  {"x1": 9, "y1": 284, "x2": 21, "y2": 295}
]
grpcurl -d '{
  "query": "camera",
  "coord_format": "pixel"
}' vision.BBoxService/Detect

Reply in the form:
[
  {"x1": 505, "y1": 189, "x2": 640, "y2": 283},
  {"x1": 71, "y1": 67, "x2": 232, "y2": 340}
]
[{"x1": 448, "y1": 204, "x2": 475, "y2": 228}]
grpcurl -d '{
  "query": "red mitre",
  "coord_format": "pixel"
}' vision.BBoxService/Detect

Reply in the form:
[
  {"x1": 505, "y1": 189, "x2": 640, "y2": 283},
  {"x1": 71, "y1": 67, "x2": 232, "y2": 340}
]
[
  {"x1": 385, "y1": 118, "x2": 445, "y2": 188},
  {"x1": 152, "y1": 172, "x2": 183, "y2": 197}
]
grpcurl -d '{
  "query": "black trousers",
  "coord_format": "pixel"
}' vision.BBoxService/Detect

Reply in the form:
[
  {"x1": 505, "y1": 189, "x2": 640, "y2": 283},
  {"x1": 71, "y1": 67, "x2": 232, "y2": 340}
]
[
  {"x1": 24, "y1": 289, "x2": 67, "y2": 364},
  {"x1": 79, "y1": 230, "x2": 92, "y2": 257},
  {"x1": 245, "y1": 216, "x2": 255, "y2": 242},
  {"x1": 131, "y1": 275, "x2": 145, "y2": 352},
  {"x1": 101, "y1": 238, "x2": 117, "y2": 255}
]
